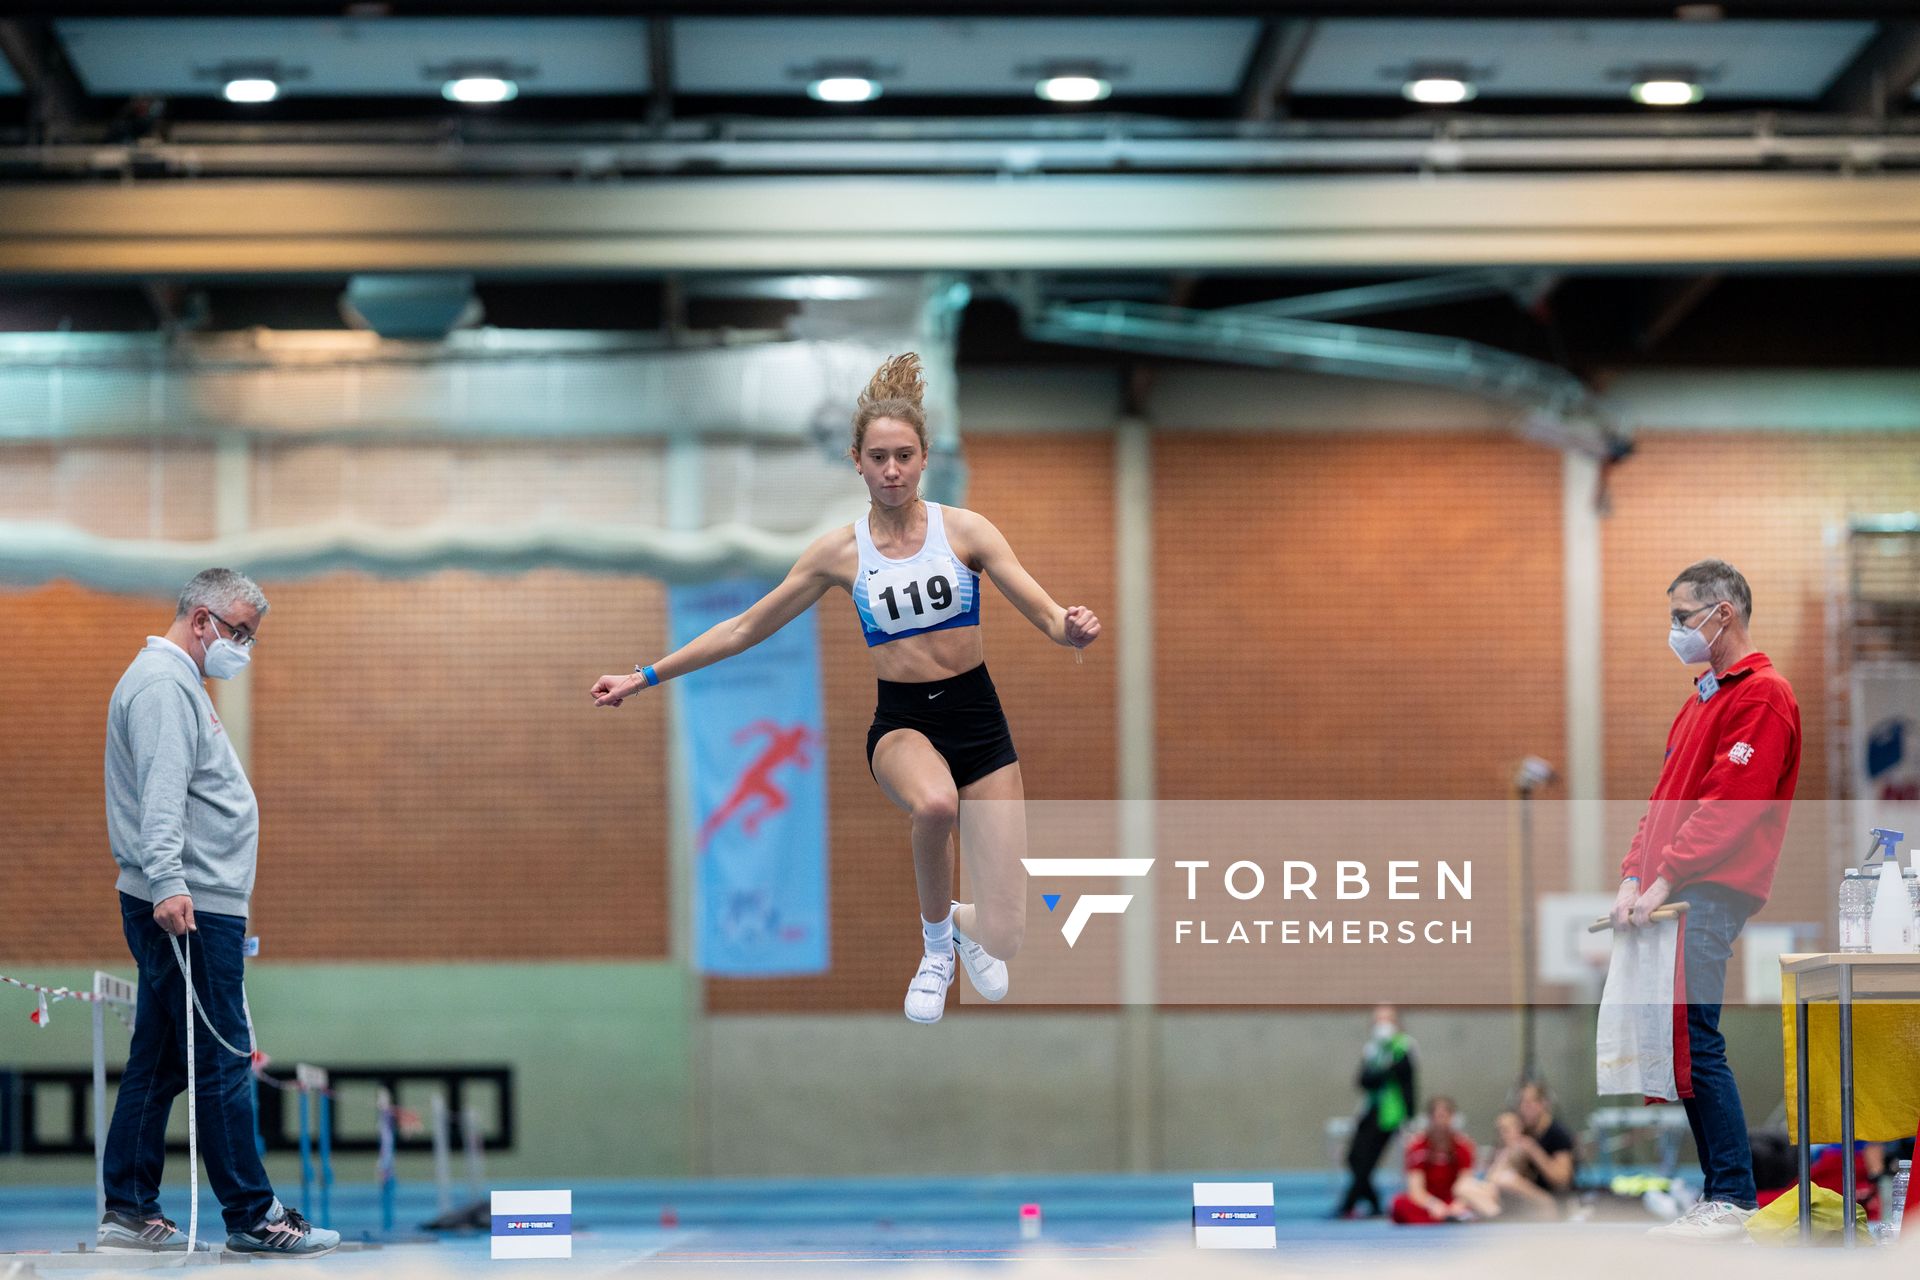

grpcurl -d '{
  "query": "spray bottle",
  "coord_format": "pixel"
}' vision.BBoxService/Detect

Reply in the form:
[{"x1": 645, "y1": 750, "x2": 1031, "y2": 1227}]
[{"x1": 1865, "y1": 828, "x2": 1914, "y2": 954}]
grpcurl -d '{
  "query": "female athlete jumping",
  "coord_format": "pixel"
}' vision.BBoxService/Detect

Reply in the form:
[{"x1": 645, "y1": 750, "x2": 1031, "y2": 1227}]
[{"x1": 590, "y1": 354, "x2": 1100, "y2": 1022}]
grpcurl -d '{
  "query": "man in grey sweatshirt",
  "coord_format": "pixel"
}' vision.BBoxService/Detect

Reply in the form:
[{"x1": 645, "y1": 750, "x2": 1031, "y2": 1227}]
[{"x1": 100, "y1": 567, "x2": 336, "y2": 1258}]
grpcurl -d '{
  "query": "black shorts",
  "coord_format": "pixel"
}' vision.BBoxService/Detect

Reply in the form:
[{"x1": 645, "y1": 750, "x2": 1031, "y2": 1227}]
[{"x1": 866, "y1": 663, "x2": 1019, "y2": 790}]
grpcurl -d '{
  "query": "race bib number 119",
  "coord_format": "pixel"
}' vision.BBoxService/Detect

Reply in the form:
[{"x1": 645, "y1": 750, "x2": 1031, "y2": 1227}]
[{"x1": 867, "y1": 564, "x2": 963, "y2": 634}]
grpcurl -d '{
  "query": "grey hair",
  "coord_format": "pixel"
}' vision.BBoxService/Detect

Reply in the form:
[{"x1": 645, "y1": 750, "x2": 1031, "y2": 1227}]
[
  {"x1": 175, "y1": 568, "x2": 269, "y2": 620},
  {"x1": 1667, "y1": 558, "x2": 1752, "y2": 624}
]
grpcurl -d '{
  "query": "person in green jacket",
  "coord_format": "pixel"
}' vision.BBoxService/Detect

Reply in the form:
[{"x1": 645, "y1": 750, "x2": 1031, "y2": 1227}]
[{"x1": 1333, "y1": 1004, "x2": 1418, "y2": 1218}]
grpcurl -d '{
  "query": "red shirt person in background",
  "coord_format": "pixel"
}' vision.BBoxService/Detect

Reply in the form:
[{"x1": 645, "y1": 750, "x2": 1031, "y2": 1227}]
[
  {"x1": 1611, "y1": 560, "x2": 1801, "y2": 1243},
  {"x1": 1390, "y1": 1097, "x2": 1477, "y2": 1224}
]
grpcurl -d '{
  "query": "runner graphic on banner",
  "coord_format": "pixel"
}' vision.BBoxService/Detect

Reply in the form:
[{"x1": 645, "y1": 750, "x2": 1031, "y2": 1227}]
[{"x1": 669, "y1": 578, "x2": 830, "y2": 976}]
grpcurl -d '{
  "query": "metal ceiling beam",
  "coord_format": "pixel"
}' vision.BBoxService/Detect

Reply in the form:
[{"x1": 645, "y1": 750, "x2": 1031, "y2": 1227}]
[
  {"x1": 1029, "y1": 300, "x2": 1593, "y2": 411},
  {"x1": 148, "y1": 111, "x2": 1920, "y2": 146},
  {"x1": 4, "y1": 173, "x2": 1920, "y2": 275},
  {"x1": 7, "y1": 2, "x2": 1914, "y2": 16},
  {"x1": 1217, "y1": 269, "x2": 1540, "y2": 320},
  {"x1": 1024, "y1": 299, "x2": 1613, "y2": 433},
  {"x1": 647, "y1": 15, "x2": 674, "y2": 132},
  {"x1": 7, "y1": 126, "x2": 1920, "y2": 179},
  {"x1": 0, "y1": 18, "x2": 87, "y2": 142},
  {"x1": 1823, "y1": 21, "x2": 1920, "y2": 116},
  {"x1": 1024, "y1": 296, "x2": 1629, "y2": 460},
  {"x1": 1237, "y1": 19, "x2": 1316, "y2": 122}
]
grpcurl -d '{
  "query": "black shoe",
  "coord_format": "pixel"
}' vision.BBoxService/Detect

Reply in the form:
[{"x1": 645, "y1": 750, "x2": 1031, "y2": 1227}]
[
  {"x1": 226, "y1": 1203, "x2": 341, "y2": 1257},
  {"x1": 96, "y1": 1210, "x2": 187, "y2": 1253}
]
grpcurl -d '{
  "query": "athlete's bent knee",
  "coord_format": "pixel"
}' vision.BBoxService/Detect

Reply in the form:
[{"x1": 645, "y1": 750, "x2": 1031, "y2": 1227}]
[{"x1": 911, "y1": 792, "x2": 959, "y2": 830}]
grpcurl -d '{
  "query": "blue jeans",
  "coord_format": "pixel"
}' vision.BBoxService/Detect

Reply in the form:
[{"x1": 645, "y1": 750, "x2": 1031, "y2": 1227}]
[
  {"x1": 1673, "y1": 883, "x2": 1760, "y2": 1209},
  {"x1": 102, "y1": 893, "x2": 275, "y2": 1233}
]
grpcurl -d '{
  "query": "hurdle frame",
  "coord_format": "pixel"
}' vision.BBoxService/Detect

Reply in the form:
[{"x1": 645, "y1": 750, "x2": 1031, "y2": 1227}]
[
  {"x1": 89, "y1": 970, "x2": 138, "y2": 1224},
  {"x1": 295, "y1": 1063, "x2": 333, "y2": 1228}
]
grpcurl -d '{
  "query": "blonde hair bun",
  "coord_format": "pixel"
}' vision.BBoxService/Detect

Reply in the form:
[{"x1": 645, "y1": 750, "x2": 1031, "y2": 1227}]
[{"x1": 851, "y1": 352, "x2": 929, "y2": 455}]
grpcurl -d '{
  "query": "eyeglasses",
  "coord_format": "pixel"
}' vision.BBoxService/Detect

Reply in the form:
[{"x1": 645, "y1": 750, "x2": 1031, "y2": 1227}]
[
  {"x1": 1669, "y1": 603, "x2": 1718, "y2": 628},
  {"x1": 208, "y1": 610, "x2": 257, "y2": 649}
]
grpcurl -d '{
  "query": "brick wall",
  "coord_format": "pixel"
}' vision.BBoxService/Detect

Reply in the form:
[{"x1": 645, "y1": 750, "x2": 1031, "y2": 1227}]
[
  {"x1": 0, "y1": 583, "x2": 170, "y2": 961},
  {"x1": 246, "y1": 570, "x2": 671, "y2": 960},
  {"x1": 0, "y1": 570, "x2": 671, "y2": 964},
  {"x1": 1153, "y1": 432, "x2": 1568, "y2": 802}
]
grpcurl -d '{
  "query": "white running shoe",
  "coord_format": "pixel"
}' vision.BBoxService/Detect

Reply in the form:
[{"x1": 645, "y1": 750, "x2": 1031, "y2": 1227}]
[
  {"x1": 952, "y1": 906, "x2": 1009, "y2": 1002},
  {"x1": 903, "y1": 949, "x2": 956, "y2": 1024},
  {"x1": 1647, "y1": 1199, "x2": 1756, "y2": 1242}
]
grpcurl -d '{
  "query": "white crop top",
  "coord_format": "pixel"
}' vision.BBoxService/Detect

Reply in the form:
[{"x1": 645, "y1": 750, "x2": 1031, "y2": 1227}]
[{"x1": 851, "y1": 503, "x2": 981, "y2": 648}]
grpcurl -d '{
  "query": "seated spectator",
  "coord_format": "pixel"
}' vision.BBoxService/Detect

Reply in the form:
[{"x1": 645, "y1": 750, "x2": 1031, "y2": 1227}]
[
  {"x1": 1390, "y1": 1097, "x2": 1477, "y2": 1224},
  {"x1": 1453, "y1": 1110, "x2": 1520, "y2": 1220},
  {"x1": 1453, "y1": 1083, "x2": 1577, "y2": 1221}
]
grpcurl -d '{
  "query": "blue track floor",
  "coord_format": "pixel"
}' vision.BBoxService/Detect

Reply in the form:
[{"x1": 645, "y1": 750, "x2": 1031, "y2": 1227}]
[{"x1": 0, "y1": 1172, "x2": 1672, "y2": 1274}]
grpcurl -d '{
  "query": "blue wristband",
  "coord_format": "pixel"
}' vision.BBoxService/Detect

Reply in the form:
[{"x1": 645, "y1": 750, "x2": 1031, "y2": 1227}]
[
  {"x1": 1622, "y1": 875, "x2": 1640, "y2": 883},
  {"x1": 642, "y1": 665, "x2": 659, "y2": 688}
]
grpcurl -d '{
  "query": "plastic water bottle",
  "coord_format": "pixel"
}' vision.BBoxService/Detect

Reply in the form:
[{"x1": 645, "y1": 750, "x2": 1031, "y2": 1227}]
[
  {"x1": 1909, "y1": 868, "x2": 1920, "y2": 951},
  {"x1": 1839, "y1": 869, "x2": 1875, "y2": 953},
  {"x1": 1888, "y1": 1159, "x2": 1909, "y2": 1241}
]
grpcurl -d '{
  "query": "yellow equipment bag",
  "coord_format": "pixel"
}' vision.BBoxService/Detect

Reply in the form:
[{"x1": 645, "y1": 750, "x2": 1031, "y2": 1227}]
[{"x1": 1745, "y1": 1184, "x2": 1870, "y2": 1247}]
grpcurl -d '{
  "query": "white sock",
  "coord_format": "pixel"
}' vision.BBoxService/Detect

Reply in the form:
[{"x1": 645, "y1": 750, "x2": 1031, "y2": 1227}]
[{"x1": 922, "y1": 910, "x2": 954, "y2": 956}]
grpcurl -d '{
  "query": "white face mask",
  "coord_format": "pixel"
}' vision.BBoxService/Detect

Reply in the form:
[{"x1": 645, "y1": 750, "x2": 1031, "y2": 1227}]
[
  {"x1": 201, "y1": 613, "x2": 252, "y2": 681},
  {"x1": 1371, "y1": 1021, "x2": 1395, "y2": 1042},
  {"x1": 1667, "y1": 605, "x2": 1723, "y2": 667}
]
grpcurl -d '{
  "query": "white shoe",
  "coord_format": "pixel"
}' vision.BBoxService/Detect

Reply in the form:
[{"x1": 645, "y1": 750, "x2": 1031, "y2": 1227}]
[
  {"x1": 903, "y1": 949, "x2": 956, "y2": 1024},
  {"x1": 952, "y1": 905, "x2": 1009, "y2": 1002},
  {"x1": 1647, "y1": 1199, "x2": 1755, "y2": 1242}
]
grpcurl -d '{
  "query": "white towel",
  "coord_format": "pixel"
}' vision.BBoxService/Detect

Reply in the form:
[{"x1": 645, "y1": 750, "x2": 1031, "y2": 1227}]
[{"x1": 1595, "y1": 916, "x2": 1685, "y2": 1103}]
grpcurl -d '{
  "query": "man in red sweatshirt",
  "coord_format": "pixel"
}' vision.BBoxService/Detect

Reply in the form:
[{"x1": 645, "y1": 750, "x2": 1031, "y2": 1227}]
[{"x1": 1611, "y1": 559, "x2": 1801, "y2": 1242}]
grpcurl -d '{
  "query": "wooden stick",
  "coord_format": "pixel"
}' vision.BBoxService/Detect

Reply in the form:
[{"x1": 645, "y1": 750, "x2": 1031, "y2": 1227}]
[{"x1": 1587, "y1": 901, "x2": 1690, "y2": 934}]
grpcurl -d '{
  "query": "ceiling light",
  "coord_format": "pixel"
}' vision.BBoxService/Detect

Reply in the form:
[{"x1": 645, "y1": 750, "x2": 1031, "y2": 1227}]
[
  {"x1": 793, "y1": 275, "x2": 876, "y2": 301},
  {"x1": 1037, "y1": 75, "x2": 1110, "y2": 104},
  {"x1": 1402, "y1": 78, "x2": 1476, "y2": 105},
  {"x1": 222, "y1": 78, "x2": 280, "y2": 104},
  {"x1": 442, "y1": 77, "x2": 518, "y2": 104},
  {"x1": 1631, "y1": 79, "x2": 1702, "y2": 107},
  {"x1": 808, "y1": 77, "x2": 880, "y2": 103}
]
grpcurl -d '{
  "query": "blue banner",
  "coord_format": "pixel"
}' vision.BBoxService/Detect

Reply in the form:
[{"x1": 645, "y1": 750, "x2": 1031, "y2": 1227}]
[{"x1": 669, "y1": 578, "x2": 830, "y2": 976}]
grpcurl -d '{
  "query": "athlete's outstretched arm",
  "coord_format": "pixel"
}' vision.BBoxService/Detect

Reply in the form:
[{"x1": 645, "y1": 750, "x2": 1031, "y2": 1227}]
[
  {"x1": 960, "y1": 510, "x2": 1101, "y2": 650},
  {"x1": 590, "y1": 531, "x2": 841, "y2": 706}
]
